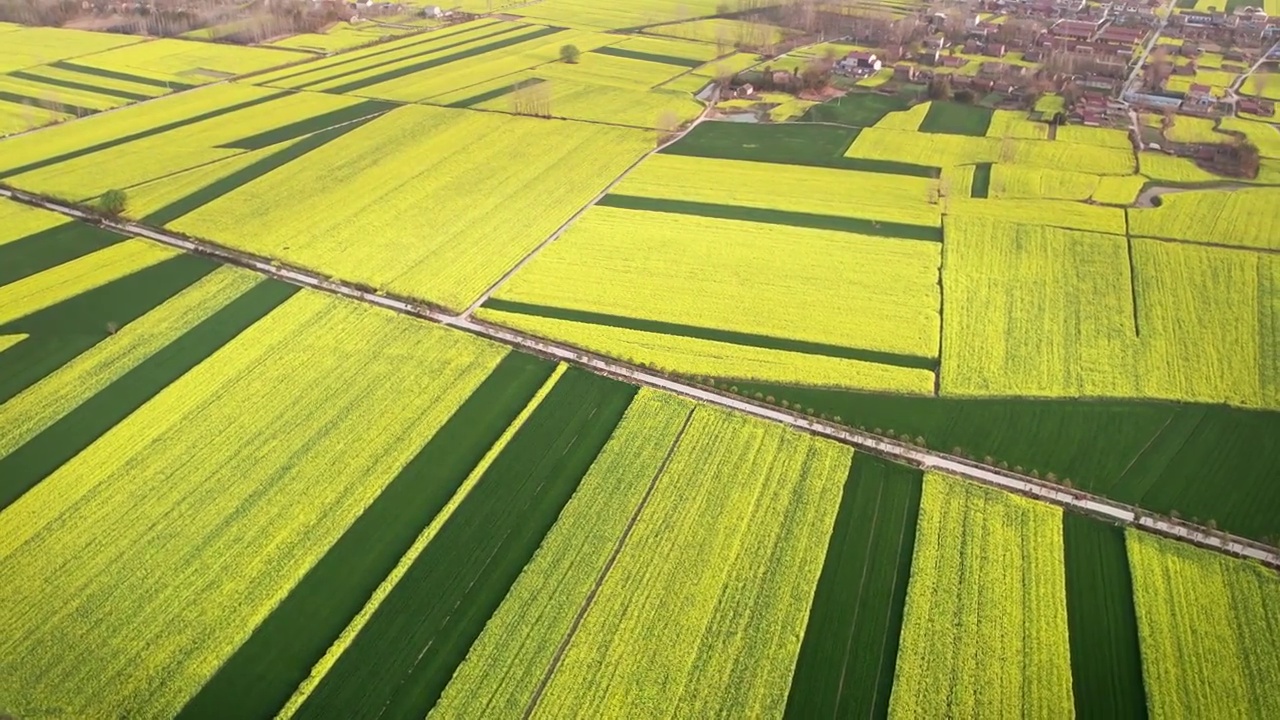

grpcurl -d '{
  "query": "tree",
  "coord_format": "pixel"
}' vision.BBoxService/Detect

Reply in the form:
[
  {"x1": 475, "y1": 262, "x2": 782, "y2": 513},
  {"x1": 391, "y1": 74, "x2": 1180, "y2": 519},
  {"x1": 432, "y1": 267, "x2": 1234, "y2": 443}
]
[
  {"x1": 99, "y1": 189, "x2": 127, "y2": 217},
  {"x1": 559, "y1": 44, "x2": 581, "y2": 64}
]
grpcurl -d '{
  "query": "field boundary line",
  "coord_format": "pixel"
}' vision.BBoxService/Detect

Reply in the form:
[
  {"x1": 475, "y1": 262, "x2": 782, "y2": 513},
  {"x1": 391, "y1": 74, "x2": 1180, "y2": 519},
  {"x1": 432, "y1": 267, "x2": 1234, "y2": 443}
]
[
  {"x1": 2, "y1": 185, "x2": 1276, "y2": 571},
  {"x1": 521, "y1": 405, "x2": 697, "y2": 718},
  {"x1": 830, "y1": 475, "x2": 884, "y2": 717}
]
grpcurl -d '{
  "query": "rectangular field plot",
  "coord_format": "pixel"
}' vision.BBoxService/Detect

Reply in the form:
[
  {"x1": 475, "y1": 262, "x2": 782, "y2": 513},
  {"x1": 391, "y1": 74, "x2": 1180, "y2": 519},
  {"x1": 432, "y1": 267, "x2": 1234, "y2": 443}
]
[
  {"x1": 889, "y1": 473, "x2": 1072, "y2": 717},
  {"x1": 463, "y1": 76, "x2": 702, "y2": 129},
  {"x1": 988, "y1": 165, "x2": 1101, "y2": 201},
  {"x1": 609, "y1": 153, "x2": 942, "y2": 230},
  {"x1": 474, "y1": 306, "x2": 937, "y2": 393},
  {"x1": 848, "y1": 127, "x2": 1136, "y2": 175},
  {"x1": 171, "y1": 105, "x2": 652, "y2": 311},
  {"x1": 1128, "y1": 531, "x2": 1280, "y2": 719},
  {"x1": 525, "y1": 406, "x2": 851, "y2": 717},
  {"x1": 56, "y1": 38, "x2": 302, "y2": 86},
  {"x1": 0, "y1": 293, "x2": 508, "y2": 720},
  {"x1": 0, "y1": 25, "x2": 143, "y2": 73},
  {"x1": 490, "y1": 205, "x2": 942, "y2": 362},
  {"x1": 512, "y1": 0, "x2": 730, "y2": 30},
  {"x1": 785, "y1": 455, "x2": 922, "y2": 720},
  {"x1": 1128, "y1": 187, "x2": 1280, "y2": 251}
]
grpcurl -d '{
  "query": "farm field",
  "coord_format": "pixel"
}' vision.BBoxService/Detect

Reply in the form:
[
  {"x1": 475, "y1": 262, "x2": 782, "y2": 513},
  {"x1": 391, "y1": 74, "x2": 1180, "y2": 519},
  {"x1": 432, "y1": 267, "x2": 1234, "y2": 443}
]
[
  {"x1": 1, "y1": 9, "x2": 1280, "y2": 720},
  {"x1": 889, "y1": 473, "x2": 1073, "y2": 717}
]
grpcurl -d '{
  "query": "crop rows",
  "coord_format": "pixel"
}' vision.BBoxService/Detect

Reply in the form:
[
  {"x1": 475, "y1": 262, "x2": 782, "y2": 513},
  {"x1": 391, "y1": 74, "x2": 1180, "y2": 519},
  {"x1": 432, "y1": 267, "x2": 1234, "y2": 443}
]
[
  {"x1": 1128, "y1": 531, "x2": 1280, "y2": 718},
  {"x1": 1129, "y1": 187, "x2": 1280, "y2": 251},
  {"x1": 988, "y1": 165, "x2": 1102, "y2": 202},
  {"x1": 0, "y1": 240, "x2": 177, "y2": 325},
  {"x1": 889, "y1": 473, "x2": 1073, "y2": 717}
]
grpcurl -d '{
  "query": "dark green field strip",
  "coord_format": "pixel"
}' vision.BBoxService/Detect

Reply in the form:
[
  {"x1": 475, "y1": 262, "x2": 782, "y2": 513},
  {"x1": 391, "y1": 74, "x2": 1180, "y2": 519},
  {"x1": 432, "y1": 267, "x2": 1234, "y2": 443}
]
[
  {"x1": 8, "y1": 69, "x2": 154, "y2": 103},
  {"x1": 485, "y1": 298, "x2": 937, "y2": 370},
  {"x1": 0, "y1": 253, "x2": 218, "y2": 404},
  {"x1": 698, "y1": 383, "x2": 1280, "y2": 543},
  {"x1": 144, "y1": 115, "x2": 379, "y2": 226},
  {"x1": 591, "y1": 45, "x2": 703, "y2": 68},
  {"x1": 919, "y1": 101, "x2": 993, "y2": 137},
  {"x1": 1063, "y1": 514, "x2": 1148, "y2": 720},
  {"x1": 177, "y1": 352, "x2": 555, "y2": 720},
  {"x1": 0, "y1": 89, "x2": 291, "y2": 180},
  {"x1": 599, "y1": 194, "x2": 943, "y2": 242},
  {"x1": 49, "y1": 60, "x2": 195, "y2": 90},
  {"x1": 785, "y1": 455, "x2": 923, "y2": 720},
  {"x1": 798, "y1": 92, "x2": 910, "y2": 126},
  {"x1": 0, "y1": 90, "x2": 96, "y2": 118},
  {"x1": 446, "y1": 78, "x2": 545, "y2": 108},
  {"x1": 971, "y1": 162, "x2": 992, "y2": 198},
  {"x1": 326, "y1": 25, "x2": 565, "y2": 96},
  {"x1": 660, "y1": 121, "x2": 938, "y2": 176},
  {"x1": 0, "y1": 221, "x2": 125, "y2": 287},
  {"x1": 0, "y1": 278, "x2": 296, "y2": 511},
  {"x1": 267, "y1": 19, "x2": 507, "y2": 86},
  {"x1": 292, "y1": 369, "x2": 637, "y2": 720},
  {"x1": 217, "y1": 99, "x2": 397, "y2": 149}
]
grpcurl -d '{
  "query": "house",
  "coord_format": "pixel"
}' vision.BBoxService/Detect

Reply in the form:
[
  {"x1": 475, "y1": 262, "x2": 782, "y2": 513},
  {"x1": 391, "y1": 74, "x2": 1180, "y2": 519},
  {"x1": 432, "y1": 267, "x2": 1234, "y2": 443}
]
[
  {"x1": 838, "y1": 51, "x2": 882, "y2": 72},
  {"x1": 894, "y1": 64, "x2": 920, "y2": 81},
  {"x1": 1051, "y1": 20, "x2": 1098, "y2": 40},
  {"x1": 980, "y1": 61, "x2": 1009, "y2": 77},
  {"x1": 984, "y1": 43, "x2": 1008, "y2": 58},
  {"x1": 421, "y1": 4, "x2": 443, "y2": 16},
  {"x1": 734, "y1": 83, "x2": 755, "y2": 98},
  {"x1": 941, "y1": 54, "x2": 969, "y2": 68},
  {"x1": 964, "y1": 39, "x2": 983, "y2": 54},
  {"x1": 1023, "y1": 48, "x2": 1044, "y2": 62},
  {"x1": 1239, "y1": 97, "x2": 1275, "y2": 116}
]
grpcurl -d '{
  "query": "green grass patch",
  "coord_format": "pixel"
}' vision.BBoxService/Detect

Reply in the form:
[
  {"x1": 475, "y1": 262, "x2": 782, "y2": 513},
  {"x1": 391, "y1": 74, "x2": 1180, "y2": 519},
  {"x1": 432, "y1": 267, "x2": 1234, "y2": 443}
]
[
  {"x1": 0, "y1": 221, "x2": 125, "y2": 287},
  {"x1": 446, "y1": 78, "x2": 545, "y2": 108},
  {"x1": 325, "y1": 26, "x2": 563, "y2": 95},
  {"x1": 0, "y1": 253, "x2": 218, "y2": 404},
  {"x1": 591, "y1": 45, "x2": 703, "y2": 68},
  {"x1": 0, "y1": 90, "x2": 96, "y2": 118},
  {"x1": 971, "y1": 162, "x2": 992, "y2": 198},
  {"x1": 49, "y1": 60, "x2": 195, "y2": 90},
  {"x1": 1063, "y1": 514, "x2": 1148, "y2": 720},
  {"x1": 919, "y1": 101, "x2": 993, "y2": 136},
  {"x1": 661, "y1": 121, "x2": 938, "y2": 175},
  {"x1": 176, "y1": 352, "x2": 555, "y2": 720},
  {"x1": 218, "y1": 99, "x2": 397, "y2": 150},
  {"x1": 697, "y1": 384, "x2": 1280, "y2": 543},
  {"x1": 8, "y1": 69, "x2": 152, "y2": 103},
  {"x1": 798, "y1": 92, "x2": 910, "y2": 126},
  {"x1": 0, "y1": 90, "x2": 291, "y2": 180},
  {"x1": 484, "y1": 298, "x2": 938, "y2": 370},
  {"x1": 785, "y1": 454, "x2": 922, "y2": 720},
  {"x1": 598, "y1": 194, "x2": 942, "y2": 241},
  {"x1": 0, "y1": 277, "x2": 296, "y2": 512},
  {"x1": 291, "y1": 369, "x2": 637, "y2": 719},
  {"x1": 145, "y1": 115, "x2": 380, "y2": 226}
]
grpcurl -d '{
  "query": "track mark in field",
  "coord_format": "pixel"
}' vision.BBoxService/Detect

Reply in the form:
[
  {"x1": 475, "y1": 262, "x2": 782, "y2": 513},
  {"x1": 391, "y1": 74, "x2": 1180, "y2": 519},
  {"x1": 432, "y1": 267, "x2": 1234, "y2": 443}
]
[
  {"x1": 867, "y1": 485, "x2": 920, "y2": 715},
  {"x1": 830, "y1": 479, "x2": 885, "y2": 716},
  {"x1": 521, "y1": 406, "x2": 697, "y2": 719}
]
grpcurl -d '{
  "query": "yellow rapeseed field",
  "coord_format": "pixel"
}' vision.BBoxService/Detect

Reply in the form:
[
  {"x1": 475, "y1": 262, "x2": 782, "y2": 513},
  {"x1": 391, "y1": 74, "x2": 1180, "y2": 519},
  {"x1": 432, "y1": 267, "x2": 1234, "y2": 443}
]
[
  {"x1": 988, "y1": 166, "x2": 1100, "y2": 201},
  {"x1": 1217, "y1": 116, "x2": 1280, "y2": 158},
  {"x1": 611, "y1": 153, "x2": 942, "y2": 227},
  {"x1": 1091, "y1": 174, "x2": 1148, "y2": 205},
  {"x1": 0, "y1": 196, "x2": 68, "y2": 244},
  {"x1": 0, "y1": 240, "x2": 176, "y2": 325},
  {"x1": 0, "y1": 267, "x2": 261, "y2": 457},
  {"x1": 173, "y1": 105, "x2": 653, "y2": 311},
  {"x1": 945, "y1": 197, "x2": 1127, "y2": 235},
  {"x1": 477, "y1": 307, "x2": 937, "y2": 393},
  {"x1": 986, "y1": 109, "x2": 1049, "y2": 139},
  {"x1": 1128, "y1": 187, "x2": 1280, "y2": 250},
  {"x1": 0, "y1": 292, "x2": 506, "y2": 720},
  {"x1": 873, "y1": 101, "x2": 931, "y2": 130},
  {"x1": 62, "y1": 38, "x2": 301, "y2": 85},
  {"x1": 493, "y1": 205, "x2": 943, "y2": 358},
  {"x1": 472, "y1": 77, "x2": 702, "y2": 129},
  {"x1": 847, "y1": 128, "x2": 1135, "y2": 174},
  {"x1": 0, "y1": 25, "x2": 142, "y2": 73}
]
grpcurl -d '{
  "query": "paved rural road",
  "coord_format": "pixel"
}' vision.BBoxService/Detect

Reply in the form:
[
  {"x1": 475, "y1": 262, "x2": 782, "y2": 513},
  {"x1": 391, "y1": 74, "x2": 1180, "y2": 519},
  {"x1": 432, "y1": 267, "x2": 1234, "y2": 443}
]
[
  {"x1": 3, "y1": 186, "x2": 1277, "y2": 569},
  {"x1": 1123, "y1": 0, "x2": 1176, "y2": 98}
]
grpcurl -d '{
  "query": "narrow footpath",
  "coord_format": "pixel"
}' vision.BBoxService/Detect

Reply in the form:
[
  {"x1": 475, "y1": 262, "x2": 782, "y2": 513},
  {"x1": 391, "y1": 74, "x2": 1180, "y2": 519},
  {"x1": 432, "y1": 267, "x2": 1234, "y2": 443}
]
[{"x1": 2, "y1": 186, "x2": 1276, "y2": 569}]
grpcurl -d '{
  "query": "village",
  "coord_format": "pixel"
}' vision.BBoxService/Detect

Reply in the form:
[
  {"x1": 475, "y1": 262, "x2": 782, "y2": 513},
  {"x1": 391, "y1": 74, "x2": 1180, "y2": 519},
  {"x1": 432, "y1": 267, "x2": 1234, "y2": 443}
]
[{"x1": 715, "y1": 0, "x2": 1280, "y2": 176}]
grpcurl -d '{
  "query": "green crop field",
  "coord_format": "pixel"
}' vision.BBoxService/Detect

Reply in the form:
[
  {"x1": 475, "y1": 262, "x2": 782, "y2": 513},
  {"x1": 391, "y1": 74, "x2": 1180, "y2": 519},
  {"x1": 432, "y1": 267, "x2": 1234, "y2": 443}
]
[{"x1": 1, "y1": 7, "x2": 1278, "y2": 717}]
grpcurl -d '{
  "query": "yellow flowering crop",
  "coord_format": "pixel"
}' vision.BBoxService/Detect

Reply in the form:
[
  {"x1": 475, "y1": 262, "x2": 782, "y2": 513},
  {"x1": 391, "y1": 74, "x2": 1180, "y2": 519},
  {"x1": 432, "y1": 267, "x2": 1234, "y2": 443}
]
[
  {"x1": 1127, "y1": 531, "x2": 1280, "y2": 719},
  {"x1": 534, "y1": 44, "x2": 693, "y2": 90},
  {"x1": 514, "y1": 0, "x2": 730, "y2": 31},
  {"x1": 612, "y1": 153, "x2": 942, "y2": 227},
  {"x1": 890, "y1": 473, "x2": 1073, "y2": 718},
  {"x1": 874, "y1": 101, "x2": 931, "y2": 130},
  {"x1": 495, "y1": 206, "x2": 943, "y2": 358},
  {"x1": 1217, "y1": 116, "x2": 1280, "y2": 158},
  {"x1": 1129, "y1": 186, "x2": 1280, "y2": 251},
  {"x1": 941, "y1": 164, "x2": 976, "y2": 198},
  {"x1": 472, "y1": 76, "x2": 702, "y2": 129},
  {"x1": 0, "y1": 240, "x2": 176, "y2": 325},
  {"x1": 533, "y1": 406, "x2": 851, "y2": 718},
  {"x1": 848, "y1": 127, "x2": 1135, "y2": 174},
  {"x1": 173, "y1": 105, "x2": 653, "y2": 311},
  {"x1": 1091, "y1": 174, "x2": 1148, "y2": 205},
  {"x1": 0, "y1": 197, "x2": 68, "y2": 244},
  {"x1": 430, "y1": 388, "x2": 696, "y2": 719},
  {"x1": 988, "y1": 165, "x2": 1101, "y2": 201},
  {"x1": 946, "y1": 197, "x2": 1127, "y2": 234},
  {"x1": 0, "y1": 266, "x2": 261, "y2": 457},
  {"x1": 68, "y1": 38, "x2": 301, "y2": 84},
  {"x1": 609, "y1": 35, "x2": 723, "y2": 62},
  {"x1": 0, "y1": 73, "x2": 125, "y2": 112},
  {"x1": 986, "y1": 109, "x2": 1049, "y2": 139},
  {"x1": 0, "y1": 25, "x2": 142, "y2": 73},
  {"x1": 646, "y1": 18, "x2": 794, "y2": 46},
  {"x1": 477, "y1": 307, "x2": 937, "y2": 393},
  {"x1": 1164, "y1": 115, "x2": 1228, "y2": 144},
  {"x1": 1054, "y1": 125, "x2": 1133, "y2": 148},
  {"x1": 1137, "y1": 151, "x2": 1226, "y2": 183},
  {"x1": 0, "y1": 99, "x2": 70, "y2": 136},
  {"x1": 0, "y1": 292, "x2": 506, "y2": 720},
  {"x1": 691, "y1": 51, "x2": 764, "y2": 78}
]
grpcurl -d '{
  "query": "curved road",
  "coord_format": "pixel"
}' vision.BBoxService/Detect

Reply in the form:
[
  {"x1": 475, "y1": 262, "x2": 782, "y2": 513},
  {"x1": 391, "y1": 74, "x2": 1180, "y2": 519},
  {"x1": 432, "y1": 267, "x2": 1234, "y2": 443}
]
[{"x1": 2, "y1": 186, "x2": 1277, "y2": 569}]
